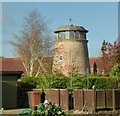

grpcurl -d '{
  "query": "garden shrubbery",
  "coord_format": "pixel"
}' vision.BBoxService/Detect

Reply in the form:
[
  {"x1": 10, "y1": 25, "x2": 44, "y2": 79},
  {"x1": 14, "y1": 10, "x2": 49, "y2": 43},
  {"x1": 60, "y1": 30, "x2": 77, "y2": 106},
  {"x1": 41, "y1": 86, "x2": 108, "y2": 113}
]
[
  {"x1": 21, "y1": 76, "x2": 36, "y2": 88},
  {"x1": 35, "y1": 73, "x2": 69, "y2": 89},
  {"x1": 19, "y1": 102, "x2": 66, "y2": 116},
  {"x1": 72, "y1": 75, "x2": 118, "y2": 90},
  {"x1": 110, "y1": 62, "x2": 120, "y2": 77},
  {"x1": 21, "y1": 74, "x2": 119, "y2": 90}
]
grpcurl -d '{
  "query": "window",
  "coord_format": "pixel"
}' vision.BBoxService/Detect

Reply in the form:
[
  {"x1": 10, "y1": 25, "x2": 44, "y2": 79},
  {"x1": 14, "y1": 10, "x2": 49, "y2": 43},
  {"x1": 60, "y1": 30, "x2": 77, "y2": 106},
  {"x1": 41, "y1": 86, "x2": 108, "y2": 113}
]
[
  {"x1": 83, "y1": 32, "x2": 86, "y2": 39},
  {"x1": 58, "y1": 32, "x2": 62, "y2": 39},
  {"x1": 59, "y1": 55, "x2": 63, "y2": 61},
  {"x1": 58, "y1": 32, "x2": 64, "y2": 39},
  {"x1": 69, "y1": 31, "x2": 74, "y2": 38},
  {"x1": 55, "y1": 33, "x2": 58, "y2": 40},
  {"x1": 80, "y1": 32, "x2": 86, "y2": 39},
  {"x1": 86, "y1": 67, "x2": 89, "y2": 74},
  {"x1": 65, "y1": 31, "x2": 69, "y2": 39},
  {"x1": 75, "y1": 31, "x2": 80, "y2": 38},
  {"x1": 79, "y1": 32, "x2": 83, "y2": 39}
]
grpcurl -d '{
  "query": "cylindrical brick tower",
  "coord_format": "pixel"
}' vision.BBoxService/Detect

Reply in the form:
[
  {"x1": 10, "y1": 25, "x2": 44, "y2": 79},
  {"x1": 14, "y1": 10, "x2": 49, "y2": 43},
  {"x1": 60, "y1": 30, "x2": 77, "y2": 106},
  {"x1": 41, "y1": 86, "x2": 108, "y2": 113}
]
[{"x1": 52, "y1": 24, "x2": 90, "y2": 76}]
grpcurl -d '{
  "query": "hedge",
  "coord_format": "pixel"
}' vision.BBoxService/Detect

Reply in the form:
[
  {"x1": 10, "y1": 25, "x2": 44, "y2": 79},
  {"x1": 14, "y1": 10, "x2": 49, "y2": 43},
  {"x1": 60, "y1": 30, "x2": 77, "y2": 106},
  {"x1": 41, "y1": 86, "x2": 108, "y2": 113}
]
[{"x1": 21, "y1": 74, "x2": 119, "y2": 90}]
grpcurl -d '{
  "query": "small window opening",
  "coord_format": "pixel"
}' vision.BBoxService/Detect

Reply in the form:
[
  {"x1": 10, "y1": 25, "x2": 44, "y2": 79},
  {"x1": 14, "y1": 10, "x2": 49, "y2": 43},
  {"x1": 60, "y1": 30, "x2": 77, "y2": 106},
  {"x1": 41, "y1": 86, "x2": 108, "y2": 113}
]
[{"x1": 59, "y1": 55, "x2": 63, "y2": 61}]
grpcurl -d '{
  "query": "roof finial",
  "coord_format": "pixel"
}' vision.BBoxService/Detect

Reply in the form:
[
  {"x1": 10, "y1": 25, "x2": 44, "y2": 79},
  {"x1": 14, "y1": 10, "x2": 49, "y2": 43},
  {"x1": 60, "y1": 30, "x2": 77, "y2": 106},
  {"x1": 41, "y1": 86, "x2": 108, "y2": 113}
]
[{"x1": 69, "y1": 18, "x2": 72, "y2": 25}]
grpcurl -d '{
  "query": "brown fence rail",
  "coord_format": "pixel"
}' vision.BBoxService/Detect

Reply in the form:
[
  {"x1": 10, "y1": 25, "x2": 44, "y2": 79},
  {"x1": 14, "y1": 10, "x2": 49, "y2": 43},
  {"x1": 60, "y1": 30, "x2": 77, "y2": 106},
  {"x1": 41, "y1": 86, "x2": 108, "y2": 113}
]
[{"x1": 73, "y1": 89, "x2": 120, "y2": 112}]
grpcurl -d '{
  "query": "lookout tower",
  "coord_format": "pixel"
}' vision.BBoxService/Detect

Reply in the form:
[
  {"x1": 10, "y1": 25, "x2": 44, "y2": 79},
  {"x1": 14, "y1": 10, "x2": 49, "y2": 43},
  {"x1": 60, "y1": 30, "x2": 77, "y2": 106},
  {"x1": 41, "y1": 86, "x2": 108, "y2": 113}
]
[{"x1": 52, "y1": 24, "x2": 90, "y2": 76}]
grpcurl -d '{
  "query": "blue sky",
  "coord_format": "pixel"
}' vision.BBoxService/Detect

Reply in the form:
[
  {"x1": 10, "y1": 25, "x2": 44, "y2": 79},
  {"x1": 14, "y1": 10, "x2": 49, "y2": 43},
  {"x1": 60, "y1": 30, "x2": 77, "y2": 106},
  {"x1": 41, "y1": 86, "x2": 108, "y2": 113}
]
[{"x1": 2, "y1": 2, "x2": 118, "y2": 58}]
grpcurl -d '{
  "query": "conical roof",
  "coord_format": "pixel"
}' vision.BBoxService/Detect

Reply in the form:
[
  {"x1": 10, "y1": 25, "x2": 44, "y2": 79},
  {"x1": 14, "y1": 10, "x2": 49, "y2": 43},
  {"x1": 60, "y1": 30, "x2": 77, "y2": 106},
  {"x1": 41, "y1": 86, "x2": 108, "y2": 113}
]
[{"x1": 54, "y1": 24, "x2": 88, "y2": 33}]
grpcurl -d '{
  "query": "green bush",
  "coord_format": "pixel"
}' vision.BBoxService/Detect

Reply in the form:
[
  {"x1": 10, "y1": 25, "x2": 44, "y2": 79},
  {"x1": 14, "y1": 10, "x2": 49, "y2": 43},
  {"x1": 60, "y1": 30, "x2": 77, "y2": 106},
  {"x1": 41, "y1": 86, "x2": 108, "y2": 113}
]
[
  {"x1": 19, "y1": 109, "x2": 32, "y2": 116},
  {"x1": 37, "y1": 103, "x2": 65, "y2": 116},
  {"x1": 21, "y1": 74, "x2": 118, "y2": 90},
  {"x1": 72, "y1": 75, "x2": 118, "y2": 90},
  {"x1": 21, "y1": 76, "x2": 36, "y2": 88},
  {"x1": 20, "y1": 74, "x2": 69, "y2": 89},
  {"x1": 50, "y1": 74, "x2": 69, "y2": 89},
  {"x1": 72, "y1": 77, "x2": 84, "y2": 89},
  {"x1": 19, "y1": 103, "x2": 66, "y2": 116},
  {"x1": 35, "y1": 74, "x2": 69, "y2": 89},
  {"x1": 110, "y1": 62, "x2": 120, "y2": 77},
  {"x1": 107, "y1": 78, "x2": 118, "y2": 89},
  {"x1": 84, "y1": 77, "x2": 96, "y2": 89},
  {"x1": 35, "y1": 74, "x2": 52, "y2": 89},
  {"x1": 94, "y1": 78, "x2": 108, "y2": 90}
]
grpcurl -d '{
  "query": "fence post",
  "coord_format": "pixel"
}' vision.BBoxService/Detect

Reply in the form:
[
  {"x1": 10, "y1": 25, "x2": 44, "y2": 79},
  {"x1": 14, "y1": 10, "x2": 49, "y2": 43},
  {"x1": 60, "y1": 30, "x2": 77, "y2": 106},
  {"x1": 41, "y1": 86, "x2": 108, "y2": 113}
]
[
  {"x1": 104, "y1": 90, "x2": 107, "y2": 108},
  {"x1": 93, "y1": 90, "x2": 96, "y2": 112},
  {"x1": 81, "y1": 89, "x2": 84, "y2": 107},
  {"x1": 58, "y1": 89, "x2": 60, "y2": 106},
  {"x1": 112, "y1": 89, "x2": 115, "y2": 111}
]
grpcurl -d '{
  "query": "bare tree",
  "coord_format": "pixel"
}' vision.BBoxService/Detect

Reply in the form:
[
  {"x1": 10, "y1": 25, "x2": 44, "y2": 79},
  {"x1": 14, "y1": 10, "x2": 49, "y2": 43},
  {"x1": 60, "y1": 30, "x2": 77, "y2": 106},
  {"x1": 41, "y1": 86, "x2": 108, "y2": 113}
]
[{"x1": 11, "y1": 9, "x2": 53, "y2": 77}]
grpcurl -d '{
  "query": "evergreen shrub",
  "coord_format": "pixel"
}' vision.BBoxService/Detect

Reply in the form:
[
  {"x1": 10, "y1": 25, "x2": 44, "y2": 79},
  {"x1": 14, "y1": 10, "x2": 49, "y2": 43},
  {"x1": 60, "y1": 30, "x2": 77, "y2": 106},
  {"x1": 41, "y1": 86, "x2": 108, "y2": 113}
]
[{"x1": 21, "y1": 74, "x2": 118, "y2": 90}]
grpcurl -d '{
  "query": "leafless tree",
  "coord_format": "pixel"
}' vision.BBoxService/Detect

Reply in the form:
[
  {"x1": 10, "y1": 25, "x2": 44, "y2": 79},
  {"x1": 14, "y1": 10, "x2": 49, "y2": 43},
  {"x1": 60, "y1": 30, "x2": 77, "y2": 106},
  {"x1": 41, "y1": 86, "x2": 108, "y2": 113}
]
[{"x1": 11, "y1": 9, "x2": 53, "y2": 77}]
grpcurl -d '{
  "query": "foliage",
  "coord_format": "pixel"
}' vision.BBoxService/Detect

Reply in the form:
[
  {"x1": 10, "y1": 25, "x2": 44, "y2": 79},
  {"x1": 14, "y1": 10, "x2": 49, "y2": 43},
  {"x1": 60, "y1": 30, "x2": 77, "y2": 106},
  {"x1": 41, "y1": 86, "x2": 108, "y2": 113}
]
[
  {"x1": 35, "y1": 74, "x2": 52, "y2": 89},
  {"x1": 21, "y1": 74, "x2": 118, "y2": 90},
  {"x1": 19, "y1": 109, "x2": 32, "y2": 116},
  {"x1": 72, "y1": 76, "x2": 84, "y2": 89},
  {"x1": 50, "y1": 74, "x2": 69, "y2": 89},
  {"x1": 35, "y1": 74, "x2": 69, "y2": 89},
  {"x1": 19, "y1": 103, "x2": 66, "y2": 116},
  {"x1": 110, "y1": 62, "x2": 120, "y2": 77},
  {"x1": 21, "y1": 76, "x2": 36, "y2": 88},
  {"x1": 93, "y1": 62, "x2": 97, "y2": 75},
  {"x1": 94, "y1": 78, "x2": 108, "y2": 90},
  {"x1": 36, "y1": 103, "x2": 65, "y2": 116},
  {"x1": 21, "y1": 74, "x2": 69, "y2": 89},
  {"x1": 72, "y1": 75, "x2": 118, "y2": 90},
  {"x1": 99, "y1": 39, "x2": 120, "y2": 74}
]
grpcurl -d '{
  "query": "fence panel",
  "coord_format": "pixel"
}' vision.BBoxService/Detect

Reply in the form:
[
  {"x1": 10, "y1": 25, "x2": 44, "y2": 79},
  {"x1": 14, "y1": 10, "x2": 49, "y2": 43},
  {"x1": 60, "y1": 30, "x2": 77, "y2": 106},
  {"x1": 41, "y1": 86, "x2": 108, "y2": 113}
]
[
  {"x1": 50, "y1": 89, "x2": 60, "y2": 105},
  {"x1": 44, "y1": 89, "x2": 51, "y2": 101},
  {"x1": 74, "y1": 89, "x2": 84, "y2": 110},
  {"x1": 74, "y1": 89, "x2": 96, "y2": 112},
  {"x1": 60, "y1": 89, "x2": 69, "y2": 111},
  {"x1": 45, "y1": 89, "x2": 69, "y2": 111},
  {"x1": 115, "y1": 89, "x2": 120, "y2": 109},
  {"x1": 84, "y1": 90, "x2": 95, "y2": 111},
  {"x1": 96, "y1": 91, "x2": 105, "y2": 109},
  {"x1": 106, "y1": 90, "x2": 113, "y2": 109}
]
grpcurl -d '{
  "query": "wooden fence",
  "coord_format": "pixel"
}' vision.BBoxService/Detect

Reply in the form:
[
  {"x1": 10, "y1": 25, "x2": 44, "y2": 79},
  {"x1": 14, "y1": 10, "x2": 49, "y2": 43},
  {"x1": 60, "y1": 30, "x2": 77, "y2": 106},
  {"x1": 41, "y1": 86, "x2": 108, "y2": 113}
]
[
  {"x1": 32, "y1": 89, "x2": 69, "y2": 111},
  {"x1": 74, "y1": 89, "x2": 120, "y2": 112},
  {"x1": 19, "y1": 88, "x2": 120, "y2": 112}
]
